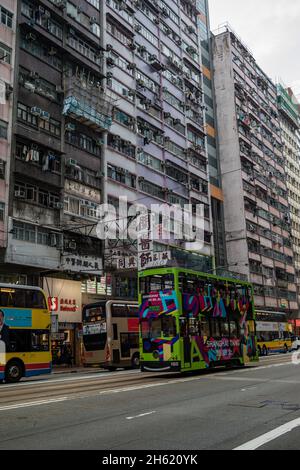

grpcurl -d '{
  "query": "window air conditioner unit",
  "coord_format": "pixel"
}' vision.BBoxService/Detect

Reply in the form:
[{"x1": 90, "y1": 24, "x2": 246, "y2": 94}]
[
  {"x1": 40, "y1": 110, "x2": 50, "y2": 121},
  {"x1": 31, "y1": 107, "x2": 42, "y2": 116},
  {"x1": 29, "y1": 71, "x2": 39, "y2": 79},
  {"x1": 48, "y1": 47, "x2": 57, "y2": 56},
  {"x1": 128, "y1": 41, "x2": 137, "y2": 51},
  {"x1": 26, "y1": 33, "x2": 37, "y2": 41},
  {"x1": 90, "y1": 16, "x2": 97, "y2": 24},
  {"x1": 65, "y1": 122, "x2": 76, "y2": 131},
  {"x1": 15, "y1": 189, "x2": 26, "y2": 198},
  {"x1": 24, "y1": 81, "x2": 36, "y2": 92},
  {"x1": 56, "y1": 0, "x2": 67, "y2": 9},
  {"x1": 53, "y1": 202, "x2": 64, "y2": 210},
  {"x1": 67, "y1": 241, "x2": 77, "y2": 250},
  {"x1": 66, "y1": 158, "x2": 78, "y2": 167}
]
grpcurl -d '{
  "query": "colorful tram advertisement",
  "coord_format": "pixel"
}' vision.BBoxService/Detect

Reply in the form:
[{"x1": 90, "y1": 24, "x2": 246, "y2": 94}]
[
  {"x1": 82, "y1": 300, "x2": 139, "y2": 370},
  {"x1": 0, "y1": 284, "x2": 52, "y2": 383},
  {"x1": 139, "y1": 268, "x2": 258, "y2": 373}
]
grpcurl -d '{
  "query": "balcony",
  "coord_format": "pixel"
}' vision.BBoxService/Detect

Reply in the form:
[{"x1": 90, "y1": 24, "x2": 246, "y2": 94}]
[{"x1": 62, "y1": 78, "x2": 114, "y2": 132}]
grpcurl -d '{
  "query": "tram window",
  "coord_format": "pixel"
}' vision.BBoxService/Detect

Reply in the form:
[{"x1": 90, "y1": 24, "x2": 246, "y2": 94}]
[
  {"x1": 230, "y1": 321, "x2": 239, "y2": 337},
  {"x1": 140, "y1": 274, "x2": 174, "y2": 295},
  {"x1": 162, "y1": 317, "x2": 176, "y2": 337},
  {"x1": 219, "y1": 320, "x2": 230, "y2": 337},
  {"x1": 200, "y1": 318, "x2": 210, "y2": 338},
  {"x1": 179, "y1": 274, "x2": 198, "y2": 293},
  {"x1": 188, "y1": 318, "x2": 200, "y2": 336},
  {"x1": 210, "y1": 319, "x2": 219, "y2": 338}
]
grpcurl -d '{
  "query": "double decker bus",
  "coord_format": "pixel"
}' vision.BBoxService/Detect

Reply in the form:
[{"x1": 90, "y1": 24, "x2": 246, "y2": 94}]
[
  {"x1": 82, "y1": 300, "x2": 139, "y2": 370},
  {"x1": 256, "y1": 312, "x2": 293, "y2": 356},
  {"x1": 139, "y1": 268, "x2": 258, "y2": 372},
  {"x1": 0, "y1": 284, "x2": 51, "y2": 383}
]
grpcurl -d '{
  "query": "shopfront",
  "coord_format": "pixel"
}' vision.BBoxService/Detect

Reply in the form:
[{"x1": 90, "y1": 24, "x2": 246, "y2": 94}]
[{"x1": 43, "y1": 278, "x2": 82, "y2": 366}]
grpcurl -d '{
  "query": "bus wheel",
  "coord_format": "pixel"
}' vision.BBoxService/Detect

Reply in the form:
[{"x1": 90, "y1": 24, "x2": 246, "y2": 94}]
[
  {"x1": 284, "y1": 344, "x2": 288, "y2": 354},
  {"x1": 262, "y1": 346, "x2": 268, "y2": 356},
  {"x1": 108, "y1": 367, "x2": 117, "y2": 372},
  {"x1": 131, "y1": 353, "x2": 140, "y2": 369},
  {"x1": 5, "y1": 360, "x2": 24, "y2": 383}
]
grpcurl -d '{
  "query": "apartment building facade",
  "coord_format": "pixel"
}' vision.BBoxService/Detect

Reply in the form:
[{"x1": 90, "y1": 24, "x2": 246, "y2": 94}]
[
  {"x1": 0, "y1": 1, "x2": 17, "y2": 257},
  {"x1": 277, "y1": 84, "x2": 300, "y2": 312},
  {"x1": 0, "y1": 0, "x2": 216, "y2": 320},
  {"x1": 212, "y1": 27, "x2": 298, "y2": 318}
]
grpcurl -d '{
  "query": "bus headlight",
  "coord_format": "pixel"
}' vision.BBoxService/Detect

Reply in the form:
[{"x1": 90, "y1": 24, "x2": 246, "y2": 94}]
[{"x1": 153, "y1": 350, "x2": 160, "y2": 359}]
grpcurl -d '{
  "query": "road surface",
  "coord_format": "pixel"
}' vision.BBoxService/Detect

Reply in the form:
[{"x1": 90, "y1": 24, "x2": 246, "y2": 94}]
[{"x1": 0, "y1": 353, "x2": 300, "y2": 450}]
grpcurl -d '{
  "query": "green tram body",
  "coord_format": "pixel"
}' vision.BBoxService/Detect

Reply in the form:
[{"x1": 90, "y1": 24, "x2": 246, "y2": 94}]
[{"x1": 139, "y1": 267, "x2": 258, "y2": 373}]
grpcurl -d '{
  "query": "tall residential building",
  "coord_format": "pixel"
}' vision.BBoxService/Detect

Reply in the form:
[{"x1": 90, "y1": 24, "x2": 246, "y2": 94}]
[
  {"x1": 212, "y1": 26, "x2": 298, "y2": 318},
  {"x1": 0, "y1": 1, "x2": 17, "y2": 253},
  {"x1": 277, "y1": 84, "x2": 300, "y2": 313},
  {"x1": 198, "y1": 0, "x2": 226, "y2": 270},
  {"x1": 102, "y1": 0, "x2": 214, "y2": 294},
  {"x1": 0, "y1": 0, "x2": 216, "y2": 353}
]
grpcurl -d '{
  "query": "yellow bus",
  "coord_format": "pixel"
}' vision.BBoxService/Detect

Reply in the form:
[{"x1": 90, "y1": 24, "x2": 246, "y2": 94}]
[
  {"x1": 0, "y1": 284, "x2": 51, "y2": 383},
  {"x1": 82, "y1": 300, "x2": 139, "y2": 371},
  {"x1": 256, "y1": 312, "x2": 292, "y2": 356}
]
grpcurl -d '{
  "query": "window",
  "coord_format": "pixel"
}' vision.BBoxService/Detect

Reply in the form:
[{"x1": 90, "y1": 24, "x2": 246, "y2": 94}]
[
  {"x1": 162, "y1": 317, "x2": 176, "y2": 337},
  {"x1": 0, "y1": 42, "x2": 11, "y2": 64},
  {"x1": 0, "y1": 288, "x2": 47, "y2": 309},
  {"x1": 83, "y1": 304, "x2": 105, "y2": 323},
  {"x1": 230, "y1": 321, "x2": 239, "y2": 338},
  {"x1": 200, "y1": 318, "x2": 210, "y2": 338},
  {"x1": 0, "y1": 120, "x2": 8, "y2": 139},
  {"x1": 0, "y1": 202, "x2": 4, "y2": 221},
  {"x1": 31, "y1": 331, "x2": 50, "y2": 352},
  {"x1": 140, "y1": 274, "x2": 174, "y2": 295},
  {"x1": 20, "y1": 33, "x2": 62, "y2": 70},
  {"x1": 17, "y1": 103, "x2": 37, "y2": 127},
  {"x1": 13, "y1": 221, "x2": 36, "y2": 243},
  {"x1": 39, "y1": 117, "x2": 61, "y2": 137},
  {"x1": 0, "y1": 6, "x2": 13, "y2": 28},
  {"x1": 139, "y1": 180, "x2": 165, "y2": 199},
  {"x1": 210, "y1": 319, "x2": 219, "y2": 338},
  {"x1": 219, "y1": 319, "x2": 230, "y2": 337},
  {"x1": 12, "y1": 221, "x2": 60, "y2": 247},
  {"x1": 108, "y1": 164, "x2": 136, "y2": 188}
]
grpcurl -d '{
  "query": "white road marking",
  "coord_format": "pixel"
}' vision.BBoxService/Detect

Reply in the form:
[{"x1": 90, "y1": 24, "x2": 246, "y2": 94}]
[
  {"x1": 0, "y1": 369, "x2": 140, "y2": 389},
  {"x1": 0, "y1": 359, "x2": 293, "y2": 390},
  {"x1": 217, "y1": 361, "x2": 293, "y2": 376},
  {"x1": 234, "y1": 417, "x2": 300, "y2": 450},
  {"x1": 0, "y1": 360, "x2": 298, "y2": 412},
  {"x1": 126, "y1": 411, "x2": 156, "y2": 420},
  {"x1": 0, "y1": 397, "x2": 69, "y2": 411}
]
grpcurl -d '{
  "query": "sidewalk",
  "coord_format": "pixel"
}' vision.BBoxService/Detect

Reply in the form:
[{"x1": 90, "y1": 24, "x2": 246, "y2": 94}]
[{"x1": 52, "y1": 365, "x2": 104, "y2": 375}]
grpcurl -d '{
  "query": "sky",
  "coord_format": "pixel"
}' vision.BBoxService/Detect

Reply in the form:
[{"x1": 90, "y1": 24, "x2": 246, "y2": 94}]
[{"x1": 209, "y1": 0, "x2": 300, "y2": 98}]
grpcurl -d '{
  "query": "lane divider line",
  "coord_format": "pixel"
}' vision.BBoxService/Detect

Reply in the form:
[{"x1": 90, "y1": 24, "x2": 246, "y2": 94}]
[
  {"x1": 0, "y1": 397, "x2": 69, "y2": 411},
  {"x1": 126, "y1": 411, "x2": 156, "y2": 420},
  {"x1": 234, "y1": 417, "x2": 300, "y2": 450}
]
